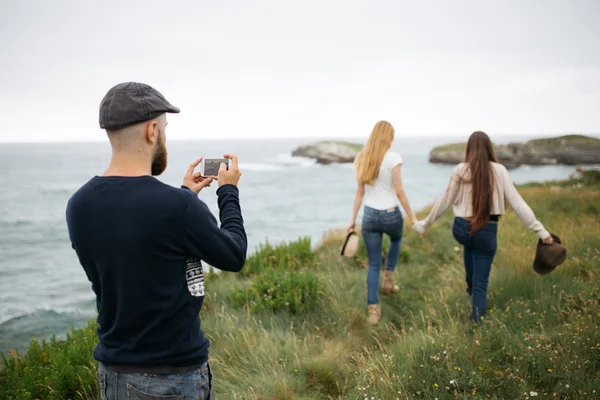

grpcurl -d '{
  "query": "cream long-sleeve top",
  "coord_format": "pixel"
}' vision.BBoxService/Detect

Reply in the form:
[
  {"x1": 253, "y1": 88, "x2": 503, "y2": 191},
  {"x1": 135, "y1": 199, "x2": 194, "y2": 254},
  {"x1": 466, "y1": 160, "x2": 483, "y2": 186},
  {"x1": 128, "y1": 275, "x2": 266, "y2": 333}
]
[{"x1": 413, "y1": 162, "x2": 550, "y2": 239}]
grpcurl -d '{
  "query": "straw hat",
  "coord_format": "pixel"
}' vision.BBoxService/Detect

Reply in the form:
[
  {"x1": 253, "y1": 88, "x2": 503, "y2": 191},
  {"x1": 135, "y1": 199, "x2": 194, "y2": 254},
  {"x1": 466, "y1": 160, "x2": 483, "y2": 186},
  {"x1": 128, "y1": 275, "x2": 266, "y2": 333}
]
[
  {"x1": 533, "y1": 233, "x2": 567, "y2": 275},
  {"x1": 341, "y1": 231, "x2": 360, "y2": 258}
]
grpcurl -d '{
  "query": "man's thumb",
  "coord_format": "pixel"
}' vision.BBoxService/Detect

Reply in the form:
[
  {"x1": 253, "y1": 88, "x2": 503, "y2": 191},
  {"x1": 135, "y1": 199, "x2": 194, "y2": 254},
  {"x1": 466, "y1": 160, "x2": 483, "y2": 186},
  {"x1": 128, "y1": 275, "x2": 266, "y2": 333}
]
[{"x1": 218, "y1": 163, "x2": 227, "y2": 173}]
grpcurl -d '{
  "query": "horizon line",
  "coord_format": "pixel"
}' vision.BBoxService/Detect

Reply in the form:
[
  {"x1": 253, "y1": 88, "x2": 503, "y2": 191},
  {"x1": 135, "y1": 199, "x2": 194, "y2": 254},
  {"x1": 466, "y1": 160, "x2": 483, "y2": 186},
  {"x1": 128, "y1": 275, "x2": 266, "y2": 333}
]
[{"x1": 0, "y1": 132, "x2": 598, "y2": 145}]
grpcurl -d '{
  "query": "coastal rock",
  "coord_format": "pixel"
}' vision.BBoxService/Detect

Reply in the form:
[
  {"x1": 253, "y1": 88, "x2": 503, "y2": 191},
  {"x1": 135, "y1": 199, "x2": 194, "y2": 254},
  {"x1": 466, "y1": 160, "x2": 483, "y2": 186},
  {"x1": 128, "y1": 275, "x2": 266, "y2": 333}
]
[
  {"x1": 429, "y1": 135, "x2": 600, "y2": 169},
  {"x1": 292, "y1": 141, "x2": 363, "y2": 164}
]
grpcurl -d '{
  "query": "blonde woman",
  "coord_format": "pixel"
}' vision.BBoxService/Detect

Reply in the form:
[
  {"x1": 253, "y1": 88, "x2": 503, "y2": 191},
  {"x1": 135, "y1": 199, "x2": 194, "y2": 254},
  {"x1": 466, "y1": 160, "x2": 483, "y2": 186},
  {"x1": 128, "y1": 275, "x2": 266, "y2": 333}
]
[{"x1": 347, "y1": 121, "x2": 417, "y2": 324}]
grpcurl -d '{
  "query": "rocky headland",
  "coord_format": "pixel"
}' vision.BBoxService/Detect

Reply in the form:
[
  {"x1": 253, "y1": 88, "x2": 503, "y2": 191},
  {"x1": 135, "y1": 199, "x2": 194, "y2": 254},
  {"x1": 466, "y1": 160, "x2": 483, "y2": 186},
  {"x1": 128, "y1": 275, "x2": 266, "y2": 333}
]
[
  {"x1": 429, "y1": 135, "x2": 600, "y2": 169},
  {"x1": 292, "y1": 141, "x2": 363, "y2": 164}
]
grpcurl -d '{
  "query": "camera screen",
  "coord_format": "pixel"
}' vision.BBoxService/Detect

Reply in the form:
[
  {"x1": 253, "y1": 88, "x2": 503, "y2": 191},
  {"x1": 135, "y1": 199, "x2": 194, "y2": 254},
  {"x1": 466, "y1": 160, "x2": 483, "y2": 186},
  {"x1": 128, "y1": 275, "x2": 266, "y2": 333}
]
[{"x1": 204, "y1": 159, "x2": 228, "y2": 176}]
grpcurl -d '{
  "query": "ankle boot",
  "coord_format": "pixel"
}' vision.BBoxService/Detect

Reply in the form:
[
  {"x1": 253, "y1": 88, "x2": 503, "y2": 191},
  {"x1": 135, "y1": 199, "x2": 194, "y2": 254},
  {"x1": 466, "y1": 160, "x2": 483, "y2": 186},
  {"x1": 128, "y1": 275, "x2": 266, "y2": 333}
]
[
  {"x1": 382, "y1": 270, "x2": 400, "y2": 295},
  {"x1": 367, "y1": 304, "x2": 381, "y2": 325}
]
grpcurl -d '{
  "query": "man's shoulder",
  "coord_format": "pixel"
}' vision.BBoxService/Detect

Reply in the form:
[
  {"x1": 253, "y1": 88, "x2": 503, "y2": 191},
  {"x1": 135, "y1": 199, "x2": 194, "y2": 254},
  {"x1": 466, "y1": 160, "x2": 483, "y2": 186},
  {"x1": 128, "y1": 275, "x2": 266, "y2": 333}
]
[
  {"x1": 140, "y1": 180, "x2": 200, "y2": 209},
  {"x1": 67, "y1": 178, "x2": 99, "y2": 207},
  {"x1": 67, "y1": 177, "x2": 194, "y2": 210}
]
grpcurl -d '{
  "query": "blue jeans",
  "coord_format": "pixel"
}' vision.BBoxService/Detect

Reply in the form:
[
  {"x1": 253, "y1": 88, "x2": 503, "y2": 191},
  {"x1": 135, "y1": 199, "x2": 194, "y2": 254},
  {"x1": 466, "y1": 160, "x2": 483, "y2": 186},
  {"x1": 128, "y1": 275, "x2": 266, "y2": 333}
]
[
  {"x1": 361, "y1": 206, "x2": 404, "y2": 305},
  {"x1": 452, "y1": 217, "x2": 498, "y2": 323},
  {"x1": 98, "y1": 362, "x2": 212, "y2": 400}
]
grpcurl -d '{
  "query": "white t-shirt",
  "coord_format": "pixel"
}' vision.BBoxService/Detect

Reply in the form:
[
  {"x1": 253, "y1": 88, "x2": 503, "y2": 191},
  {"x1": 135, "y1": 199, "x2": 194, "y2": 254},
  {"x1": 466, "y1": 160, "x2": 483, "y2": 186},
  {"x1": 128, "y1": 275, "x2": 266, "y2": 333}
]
[{"x1": 358, "y1": 151, "x2": 403, "y2": 210}]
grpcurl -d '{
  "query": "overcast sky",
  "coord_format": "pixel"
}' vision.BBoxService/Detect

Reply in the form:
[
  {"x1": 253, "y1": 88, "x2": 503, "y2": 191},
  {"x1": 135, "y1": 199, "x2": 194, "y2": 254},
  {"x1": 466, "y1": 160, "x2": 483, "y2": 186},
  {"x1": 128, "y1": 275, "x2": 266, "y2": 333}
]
[{"x1": 1, "y1": 0, "x2": 599, "y2": 142}]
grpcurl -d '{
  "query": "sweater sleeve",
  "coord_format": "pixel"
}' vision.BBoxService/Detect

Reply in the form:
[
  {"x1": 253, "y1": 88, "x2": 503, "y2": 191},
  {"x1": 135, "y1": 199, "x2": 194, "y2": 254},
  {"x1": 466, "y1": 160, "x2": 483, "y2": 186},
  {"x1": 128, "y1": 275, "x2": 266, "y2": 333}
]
[
  {"x1": 420, "y1": 165, "x2": 462, "y2": 231},
  {"x1": 501, "y1": 168, "x2": 550, "y2": 239},
  {"x1": 183, "y1": 185, "x2": 248, "y2": 272}
]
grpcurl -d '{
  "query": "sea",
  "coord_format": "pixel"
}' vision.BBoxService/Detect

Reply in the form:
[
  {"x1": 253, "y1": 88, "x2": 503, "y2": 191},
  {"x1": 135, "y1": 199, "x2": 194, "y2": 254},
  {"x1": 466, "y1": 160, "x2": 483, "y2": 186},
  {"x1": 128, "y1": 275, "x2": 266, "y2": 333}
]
[{"x1": 0, "y1": 135, "x2": 593, "y2": 353}]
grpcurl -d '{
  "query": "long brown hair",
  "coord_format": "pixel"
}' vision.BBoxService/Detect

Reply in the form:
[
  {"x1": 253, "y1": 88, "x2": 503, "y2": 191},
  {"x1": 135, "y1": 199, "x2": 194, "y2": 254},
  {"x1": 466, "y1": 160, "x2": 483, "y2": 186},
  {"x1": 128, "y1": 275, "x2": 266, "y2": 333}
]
[
  {"x1": 355, "y1": 121, "x2": 395, "y2": 185},
  {"x1": 463, "y1": 131, "x2": 499, "y2": 233}
]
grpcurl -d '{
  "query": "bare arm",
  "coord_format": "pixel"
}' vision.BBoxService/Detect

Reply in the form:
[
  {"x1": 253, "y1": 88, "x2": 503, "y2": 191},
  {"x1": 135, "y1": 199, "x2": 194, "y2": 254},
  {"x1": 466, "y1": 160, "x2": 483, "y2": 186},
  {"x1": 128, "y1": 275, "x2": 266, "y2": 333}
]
[
  {"x1": 347, "y1": 182, "x2": 365, "y2": 232},
  {"x1": 392, "y1": 165, "x2": 417, "y2": 224}
]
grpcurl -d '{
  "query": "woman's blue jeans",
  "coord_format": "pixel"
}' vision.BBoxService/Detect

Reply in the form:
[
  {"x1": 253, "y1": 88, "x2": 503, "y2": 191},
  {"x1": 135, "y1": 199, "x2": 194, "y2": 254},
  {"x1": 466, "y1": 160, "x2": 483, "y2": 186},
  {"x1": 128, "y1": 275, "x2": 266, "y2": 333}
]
[
  {"x1": 361, "y1": 206, "x2": 404, "y2": 305},
  {"x1": 452, "y1": 217, "x2": 498, "y2": 323}
]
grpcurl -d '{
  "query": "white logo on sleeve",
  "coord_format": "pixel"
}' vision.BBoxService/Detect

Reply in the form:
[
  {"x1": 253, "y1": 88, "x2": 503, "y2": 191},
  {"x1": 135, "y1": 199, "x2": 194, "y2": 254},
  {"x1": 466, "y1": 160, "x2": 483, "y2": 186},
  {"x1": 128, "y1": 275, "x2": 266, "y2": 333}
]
[{"x1": 185, "y1": 257, "x2": 205, "y2": 297}]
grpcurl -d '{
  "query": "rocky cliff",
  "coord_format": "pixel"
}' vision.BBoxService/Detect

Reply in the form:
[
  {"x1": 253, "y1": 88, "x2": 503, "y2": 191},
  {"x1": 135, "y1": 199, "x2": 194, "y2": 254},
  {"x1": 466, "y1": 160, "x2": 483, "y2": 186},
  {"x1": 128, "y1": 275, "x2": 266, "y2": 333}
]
[
  {"x1": 292, "y1": 141, "x2": 363, "y2": 164},
  {"x1": 429, "y1": 135, "x2": 600, "y2": 169}
]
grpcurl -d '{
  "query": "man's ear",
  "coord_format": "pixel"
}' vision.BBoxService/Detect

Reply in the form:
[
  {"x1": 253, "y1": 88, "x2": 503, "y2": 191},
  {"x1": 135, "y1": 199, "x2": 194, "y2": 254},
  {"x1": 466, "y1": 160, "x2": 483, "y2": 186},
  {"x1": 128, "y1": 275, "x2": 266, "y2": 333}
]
[{"x1": 145, "y1": 121, "x2": 159, "y2": 144}]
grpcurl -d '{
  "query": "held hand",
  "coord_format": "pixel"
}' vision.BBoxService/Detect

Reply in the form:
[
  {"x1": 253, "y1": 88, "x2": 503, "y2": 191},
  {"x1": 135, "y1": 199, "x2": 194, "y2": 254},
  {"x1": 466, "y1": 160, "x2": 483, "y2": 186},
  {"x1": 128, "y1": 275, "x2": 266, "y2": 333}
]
[
  {"x1": 542, "y1": 235, "x2": 553, "y2": 245},
  {"x1": 217, "y1": 154, "x2": 242, "y2": 187},
  {"x1": 412, "y1": 221, "x2": 425, "y2": 238},
  {"x1": 346, "y1": 222, "x2": 356, "y2": 234},
  {"x1": 183, "y1": 158, "x2": 214, "y2": 194}
]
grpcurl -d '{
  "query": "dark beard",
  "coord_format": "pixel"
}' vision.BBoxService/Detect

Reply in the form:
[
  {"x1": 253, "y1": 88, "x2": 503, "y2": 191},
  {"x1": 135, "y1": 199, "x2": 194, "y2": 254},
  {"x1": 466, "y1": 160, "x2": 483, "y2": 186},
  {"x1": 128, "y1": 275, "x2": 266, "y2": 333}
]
[{"x1": 151, "y1": 134, "x2": 168, "y2": 176}]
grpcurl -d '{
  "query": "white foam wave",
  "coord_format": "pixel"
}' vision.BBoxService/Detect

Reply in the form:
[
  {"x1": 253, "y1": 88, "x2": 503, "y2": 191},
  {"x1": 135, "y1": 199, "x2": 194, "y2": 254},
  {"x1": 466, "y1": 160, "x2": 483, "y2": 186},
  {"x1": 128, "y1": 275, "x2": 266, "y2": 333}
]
[
  {"x1": 0, "y1": 290, "x2": 96, "y2": 325},
  {"x1": 238, "y1": 154, "x2": 317, "y2": 172},
  {"x1": 0, "y1": 304, "x2": 96, "y2": 326},
  {"x1": 273, "y1": 153, "x2": 317, "y2": 168},
  {"x1": 240, "y1": 162, "x2": 283, "y2": 172}
]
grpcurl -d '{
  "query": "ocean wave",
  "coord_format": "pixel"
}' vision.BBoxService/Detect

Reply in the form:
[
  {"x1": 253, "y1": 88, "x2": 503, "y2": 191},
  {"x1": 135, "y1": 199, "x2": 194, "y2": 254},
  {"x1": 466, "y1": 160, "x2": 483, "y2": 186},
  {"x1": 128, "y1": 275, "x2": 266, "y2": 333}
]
[
  {"x1": 239, "y1": 154, "x2": 317, "y2": 172},
  {"x1": 0, "y1": 305, "x2": 95, "y2": 327},
  {"x1": 38, "y1": 183, "x2": 82, "y2": 195},
  {"x1": 240, "y1": 162, "x2": 284, "y2": 172},
  {"x1": 338, "y1": 163, "x2": 355, "y2": 169},
  {"x1": 0, "y1": 291, "x2": 96, "y2": 326},
  {"x1": 0, "y1": 219, "x2": 36, "y2": 227},
  {"x1": 273, "y1": 153, "x2": 317, "y2": 168}
]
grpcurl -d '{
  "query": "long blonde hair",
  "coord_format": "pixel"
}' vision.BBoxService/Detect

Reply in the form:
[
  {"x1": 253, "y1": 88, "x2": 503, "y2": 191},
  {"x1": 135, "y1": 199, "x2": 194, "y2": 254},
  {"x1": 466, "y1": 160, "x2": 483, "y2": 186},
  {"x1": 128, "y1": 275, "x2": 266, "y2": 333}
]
[{"x1": 355, "y1": 121, "x2": 395, "y2": 185}]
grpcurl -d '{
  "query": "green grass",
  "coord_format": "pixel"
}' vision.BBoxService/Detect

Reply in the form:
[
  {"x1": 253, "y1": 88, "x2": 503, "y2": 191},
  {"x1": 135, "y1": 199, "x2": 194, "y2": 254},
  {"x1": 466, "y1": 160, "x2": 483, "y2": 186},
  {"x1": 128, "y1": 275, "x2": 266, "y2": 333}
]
[
  {"x1": 432, "y1": 135, "x2": 600, "y2": 155},
  {"x1": 520, "y1": 168, "x2": 600, "y2": 190},
  {"x1": 238, "y1": 237, "x2": 313, "y2": 278},
  {"x1": 318, "y1": 141, "x2": 364, "y2": 152},
  {"x1": 527, "y1": 135, "x2": 600, "y2": 149},
  {"x1": 2, "y1": 174, "x2": 600, "y2": 399},
  {"x1": 431, "y1": 142, "x2": 467, "y2": 153},
  {"x1": 0, "y1": 322, "x2": 99, "y2": 400}
]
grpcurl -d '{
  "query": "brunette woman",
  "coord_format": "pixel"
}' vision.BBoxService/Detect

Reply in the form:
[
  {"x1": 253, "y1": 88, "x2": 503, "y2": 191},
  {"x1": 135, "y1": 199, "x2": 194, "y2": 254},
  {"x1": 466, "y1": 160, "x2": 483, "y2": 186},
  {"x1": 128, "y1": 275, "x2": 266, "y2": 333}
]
[{"x1": 413, "y1": 131, "x2": 553, "y2": 323}]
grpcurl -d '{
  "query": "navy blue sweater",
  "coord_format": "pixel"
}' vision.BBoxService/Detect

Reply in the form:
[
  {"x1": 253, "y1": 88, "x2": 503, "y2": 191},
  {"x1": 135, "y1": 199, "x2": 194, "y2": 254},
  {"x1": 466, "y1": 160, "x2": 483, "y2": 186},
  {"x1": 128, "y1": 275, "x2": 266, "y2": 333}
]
[{"x1": 66, "y1": 176, "x2": 247, "y2": 367}]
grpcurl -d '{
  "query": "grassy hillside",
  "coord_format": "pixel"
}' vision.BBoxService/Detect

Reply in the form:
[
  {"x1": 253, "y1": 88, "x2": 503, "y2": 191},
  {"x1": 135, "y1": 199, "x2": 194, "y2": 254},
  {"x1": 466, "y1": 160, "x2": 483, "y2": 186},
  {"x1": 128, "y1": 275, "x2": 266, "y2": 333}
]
[
  {"x1": 526, "y1": 134, "x2": 600, "y2": 149},
  {"x1": 2, "y1": 171, "x2": 599, "y2": 400},
  {"x1": 318, "y1": 141, "x2": 364, "y2": 152},
  {"x1": 431, "y1": 135, "x2": 600, "y2": 155},
  {"x1": 431, "y1": 142, "x2": 467, "y2": 153}
]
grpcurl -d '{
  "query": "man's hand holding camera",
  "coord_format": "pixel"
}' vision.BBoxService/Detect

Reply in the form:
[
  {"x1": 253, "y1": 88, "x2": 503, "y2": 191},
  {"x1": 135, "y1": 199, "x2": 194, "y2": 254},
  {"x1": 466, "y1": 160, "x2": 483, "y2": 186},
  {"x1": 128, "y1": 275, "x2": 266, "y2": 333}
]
[
  {"x1": 218, "y1": 154, "x2": 241, "y2": 187},
  {"x1": 183, "y1": 154, "x2": 242, "y2": 194},
  {"x1": 183, "y1": 158, "x2": 214, "y2": 194}
]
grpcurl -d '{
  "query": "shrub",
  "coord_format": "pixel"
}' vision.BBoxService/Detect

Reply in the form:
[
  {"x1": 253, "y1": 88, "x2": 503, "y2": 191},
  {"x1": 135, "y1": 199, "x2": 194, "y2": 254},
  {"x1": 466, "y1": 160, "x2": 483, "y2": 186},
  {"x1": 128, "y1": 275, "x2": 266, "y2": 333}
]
[
  {"x1": 231, "y1": 269, "x2": 322, "y2": 314},
  {"x1": 240, "y1": 237, "x2": 313, "y2": 277},
  {"x1": 578, "y1": 167, "x2": 600, "y2": 183},
  {"x1": 0, "y1": 322, "x2": 99, "y2": 400}
]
